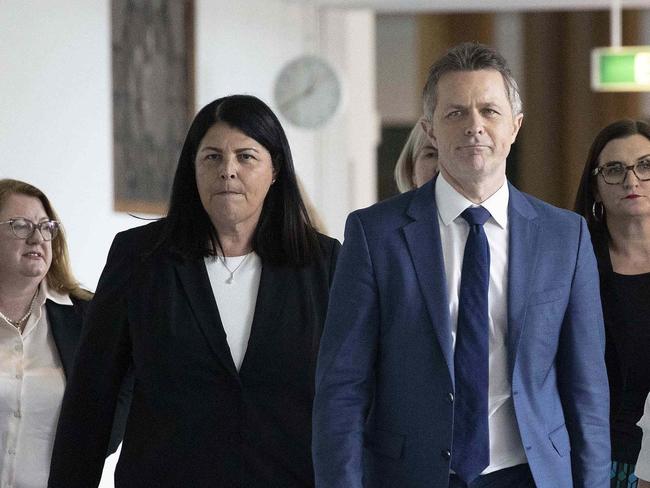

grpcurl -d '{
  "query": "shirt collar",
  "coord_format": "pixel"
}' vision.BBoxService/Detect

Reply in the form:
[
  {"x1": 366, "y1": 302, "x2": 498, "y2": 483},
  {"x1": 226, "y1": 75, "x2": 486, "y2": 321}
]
[
  {"x1": 435, "y1": 173, "x2": 509, "y2": 229},
  {"x1": 42, "y1": 280, "x2": 73, "y2": 306}
]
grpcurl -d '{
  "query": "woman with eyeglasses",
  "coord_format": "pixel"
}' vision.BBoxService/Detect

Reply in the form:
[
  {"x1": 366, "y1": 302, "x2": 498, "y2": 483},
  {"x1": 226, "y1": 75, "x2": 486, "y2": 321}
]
[
  {"x1": 575, "y1": 119, "x2": 650, "y2": 488},
  {"x1": 0, "y1": 179, "x2": 127, "y2": 487}
]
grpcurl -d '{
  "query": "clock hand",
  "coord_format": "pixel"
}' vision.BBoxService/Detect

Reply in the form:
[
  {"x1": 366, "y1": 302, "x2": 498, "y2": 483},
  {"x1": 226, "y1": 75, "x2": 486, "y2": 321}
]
[{"x1": 278, "y1": 75, "x2": 318, "y2": 111}]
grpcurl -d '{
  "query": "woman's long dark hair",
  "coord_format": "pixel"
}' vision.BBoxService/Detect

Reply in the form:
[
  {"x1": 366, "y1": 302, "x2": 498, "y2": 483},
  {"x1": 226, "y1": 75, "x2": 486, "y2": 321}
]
[
  {"x1": 160, "y1": 94, "x2": 320, "y2": 266},
  {"x1": 574, "y1": 119, "x2": 650, "y2": 236}
]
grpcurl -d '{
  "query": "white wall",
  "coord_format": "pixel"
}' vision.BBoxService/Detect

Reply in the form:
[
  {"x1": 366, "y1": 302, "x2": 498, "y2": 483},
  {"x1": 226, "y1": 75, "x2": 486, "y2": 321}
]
[
  {"x1": 1, "y1": 0, "x2": 377, "y2": 291},
  {"x1": 316, "y1": 8, "x2": 379, "y2": 234},
  {"x1": 0, "y1": 0, "x2": 135, "y2": 291}
]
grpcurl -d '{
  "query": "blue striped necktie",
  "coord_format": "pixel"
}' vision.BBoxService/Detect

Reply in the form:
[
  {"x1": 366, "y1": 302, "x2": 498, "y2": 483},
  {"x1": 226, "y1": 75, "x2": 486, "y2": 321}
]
[{"x1": 451, "y1": 206, "x2": 491, "y2": 484}]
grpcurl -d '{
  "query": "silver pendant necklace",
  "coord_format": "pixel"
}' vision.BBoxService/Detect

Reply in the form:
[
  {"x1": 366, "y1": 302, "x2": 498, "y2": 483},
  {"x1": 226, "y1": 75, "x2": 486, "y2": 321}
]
[
  {"x1": 219, "y1": 253, "x2": 251, "y2": 284},
  {"x1": 0, "y1": 288, "x2": 39, "y2": 333}
]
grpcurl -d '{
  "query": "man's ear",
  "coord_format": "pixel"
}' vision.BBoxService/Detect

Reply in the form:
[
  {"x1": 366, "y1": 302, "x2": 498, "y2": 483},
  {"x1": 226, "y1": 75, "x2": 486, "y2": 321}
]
[
  {"x1": 420, "y1": 117, "x2": 436, "y2": 146},
  {"x1": 511, "y1": 113, "x2": 523, "y2": 142}
]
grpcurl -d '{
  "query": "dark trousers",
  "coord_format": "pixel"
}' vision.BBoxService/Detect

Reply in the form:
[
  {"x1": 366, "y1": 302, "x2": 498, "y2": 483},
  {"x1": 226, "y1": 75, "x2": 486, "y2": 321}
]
[{"x1": 449, "y1": 463, "x2": 536, "y2": 488}]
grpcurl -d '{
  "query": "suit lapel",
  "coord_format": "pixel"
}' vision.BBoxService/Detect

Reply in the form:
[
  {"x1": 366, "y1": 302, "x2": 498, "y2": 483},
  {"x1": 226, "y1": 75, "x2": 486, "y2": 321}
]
[
  {"x1": 174, "y1": 256, "x2": 239, "y2": 378},
  {"x1": 47, "y1": 300, "x2": 82, "y2": 377},
  {"x1": 506, "y1": 185, "x2": 540, "y2": 376},
  {"x1": 240, "y1": 262, "x2": 291, "y2": 371},
  {"x1": 403, "y1": 180, "x2": 454, "y2": 378}
]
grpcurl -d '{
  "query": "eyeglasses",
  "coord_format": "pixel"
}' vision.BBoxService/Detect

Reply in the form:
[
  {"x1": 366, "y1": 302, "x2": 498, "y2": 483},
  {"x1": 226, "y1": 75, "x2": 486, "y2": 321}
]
[
  {"x1": 0, "y1": 218, "x2": 60, "y2": 241},
  {"x1": 592, "y1": 160, "x2": 650, "y2": 185}
]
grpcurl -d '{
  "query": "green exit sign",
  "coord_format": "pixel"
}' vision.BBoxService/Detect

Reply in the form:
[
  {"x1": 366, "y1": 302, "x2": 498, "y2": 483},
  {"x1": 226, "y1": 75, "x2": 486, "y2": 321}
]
[{"x1": 591, "y1": 47, "x2": 650, "y2": 92}]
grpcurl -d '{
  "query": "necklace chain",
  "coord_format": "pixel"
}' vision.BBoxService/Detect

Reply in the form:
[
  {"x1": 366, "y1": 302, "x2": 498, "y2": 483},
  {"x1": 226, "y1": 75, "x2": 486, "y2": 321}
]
[
  {"x1": 0, "y1": 288, "x2": 39, "y2": 333},
  {"x1": 219, "y1": 253, "x2": 252, "y2": 284}
]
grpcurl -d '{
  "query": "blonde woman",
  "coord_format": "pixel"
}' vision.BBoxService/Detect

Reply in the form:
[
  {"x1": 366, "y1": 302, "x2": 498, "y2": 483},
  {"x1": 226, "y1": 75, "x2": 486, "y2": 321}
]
[
  {"x1": 0, "y1": 179, "x2": 127, "y2": 488},
  {"x1": 394, "y1": 120, "x2": 438, "y2": 193}
]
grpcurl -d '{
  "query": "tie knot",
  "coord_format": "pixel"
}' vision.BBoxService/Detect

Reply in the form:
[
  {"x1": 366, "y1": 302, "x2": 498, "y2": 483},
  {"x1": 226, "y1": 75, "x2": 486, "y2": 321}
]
[{"x1": 461, "y1": 206, "x2": 491, "y2": 226}]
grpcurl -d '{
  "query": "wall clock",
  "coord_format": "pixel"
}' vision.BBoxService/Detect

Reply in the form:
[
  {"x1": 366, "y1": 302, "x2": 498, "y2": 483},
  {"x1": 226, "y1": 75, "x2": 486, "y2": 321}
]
[{"x1": 274, "y1": 55, "x2": 342, "y2": 129}]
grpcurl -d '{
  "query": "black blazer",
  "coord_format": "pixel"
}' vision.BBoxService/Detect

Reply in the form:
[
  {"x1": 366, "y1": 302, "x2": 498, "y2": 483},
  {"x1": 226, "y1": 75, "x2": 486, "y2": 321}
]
[
  {"x1": 48, "y1": 220, "x2": 340, "y2": 488},
  {"x1": 47, "y1": 298, "x2": 129, "y2": 455}
]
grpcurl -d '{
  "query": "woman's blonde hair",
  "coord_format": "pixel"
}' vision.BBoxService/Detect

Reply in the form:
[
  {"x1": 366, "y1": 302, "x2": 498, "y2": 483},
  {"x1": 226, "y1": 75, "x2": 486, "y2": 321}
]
[
  {"x1": 394, "y1": 122, "x2": 434, "y2": 193},
  {"x1": 0, "y1": 179, "x2": 92, "y2": 300}
]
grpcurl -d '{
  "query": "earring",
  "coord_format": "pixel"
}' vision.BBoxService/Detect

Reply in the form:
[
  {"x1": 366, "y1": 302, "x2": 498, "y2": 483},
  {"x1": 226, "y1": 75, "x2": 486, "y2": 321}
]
[{"x1": 592, "y1": 201, "x2": 604, "y2": 222}]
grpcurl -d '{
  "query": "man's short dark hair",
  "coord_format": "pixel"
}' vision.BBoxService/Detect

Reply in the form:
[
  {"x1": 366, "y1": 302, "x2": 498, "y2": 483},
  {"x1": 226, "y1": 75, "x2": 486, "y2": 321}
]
[{"x1": 422, "y1": 42, "x2": 522, "y2": 119}]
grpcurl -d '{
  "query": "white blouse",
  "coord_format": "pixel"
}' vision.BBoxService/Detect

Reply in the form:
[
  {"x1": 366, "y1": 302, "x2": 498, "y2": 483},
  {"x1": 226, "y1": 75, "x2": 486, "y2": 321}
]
[
  {"x1": 0, "y1": 282, "x2": 70, "y2": 488},
  {"x1": 204, "y1": 252, "x2": 262, "y2": 371}
]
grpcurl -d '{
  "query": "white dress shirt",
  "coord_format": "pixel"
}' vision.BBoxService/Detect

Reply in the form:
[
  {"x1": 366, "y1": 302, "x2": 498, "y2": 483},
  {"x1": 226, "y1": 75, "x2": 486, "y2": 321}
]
[
  {"x1": 204, "y1": 252, "x2": 262, "y2": 371},
  {"x1": 0, "y1": 281, "x2": 70, "y2": 488},
  {"x1": 636, "y1": 392, "x2": 650, "y2": 480},
  {"x1": 435, "y1": 174, "x2": 527, "y2": 474}
]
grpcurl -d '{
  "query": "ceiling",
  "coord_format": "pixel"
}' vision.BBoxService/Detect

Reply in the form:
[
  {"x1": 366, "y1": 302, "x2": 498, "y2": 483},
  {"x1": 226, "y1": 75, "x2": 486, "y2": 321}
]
[{"x1": 288, "y1": 0, "x2": 650, "y2": 13}]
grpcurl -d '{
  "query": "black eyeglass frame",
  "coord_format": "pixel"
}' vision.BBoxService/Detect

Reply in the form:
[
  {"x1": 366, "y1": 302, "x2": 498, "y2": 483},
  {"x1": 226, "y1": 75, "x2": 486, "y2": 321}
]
[
  {"x1": 0, "y1": 218, "x2": 60, "y2": 241},
  {"x1": 592, "y1": 161, "x2": 650, "y2": 185}
]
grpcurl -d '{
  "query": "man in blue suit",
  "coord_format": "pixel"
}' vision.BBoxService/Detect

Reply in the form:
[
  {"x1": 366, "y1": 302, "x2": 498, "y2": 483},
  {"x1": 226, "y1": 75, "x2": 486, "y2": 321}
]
[{"x1": 313, "y1": 42, "x2": 610, "y2": 487}]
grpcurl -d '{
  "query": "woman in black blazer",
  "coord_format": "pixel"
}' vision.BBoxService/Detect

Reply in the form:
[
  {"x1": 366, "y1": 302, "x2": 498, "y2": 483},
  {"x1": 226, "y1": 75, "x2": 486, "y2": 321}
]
[
  {"x1": 0, "y1": 179, "x2": 126, "y2": 488},
  {"x1": 48, "y1": 95, "x2": 340, "y2": 487},
  {"x1": 574, "y1": 119, "x2": 650, "y2": 487}
]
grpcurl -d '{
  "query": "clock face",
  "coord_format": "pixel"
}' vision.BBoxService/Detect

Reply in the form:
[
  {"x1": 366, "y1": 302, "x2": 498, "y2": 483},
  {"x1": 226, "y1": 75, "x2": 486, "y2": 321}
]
[{"x1": 274, "y1": 55, "x2": 342, "y2": 129}]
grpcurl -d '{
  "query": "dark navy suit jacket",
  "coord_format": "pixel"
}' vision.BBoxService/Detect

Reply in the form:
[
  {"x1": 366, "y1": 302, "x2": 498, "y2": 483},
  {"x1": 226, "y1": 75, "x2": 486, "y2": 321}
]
[{"x1": 313, "y1": 179, "x2": 610, "y2": 487}]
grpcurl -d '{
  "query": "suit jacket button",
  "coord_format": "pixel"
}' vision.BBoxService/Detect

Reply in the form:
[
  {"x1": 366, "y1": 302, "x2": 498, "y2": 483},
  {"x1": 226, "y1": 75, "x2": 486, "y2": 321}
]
[
  {"x1": 441, "y1": 449, "x2": 451, "y2": 460},
  {"x1": 448, "y1": 392, "x2": 454, "y2": 403}
]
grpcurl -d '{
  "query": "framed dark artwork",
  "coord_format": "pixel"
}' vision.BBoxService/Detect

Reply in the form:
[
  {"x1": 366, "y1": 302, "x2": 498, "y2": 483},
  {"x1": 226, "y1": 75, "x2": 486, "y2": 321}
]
[{"x1": 112, "y1": 0, "x2": 194, "y2": 214}]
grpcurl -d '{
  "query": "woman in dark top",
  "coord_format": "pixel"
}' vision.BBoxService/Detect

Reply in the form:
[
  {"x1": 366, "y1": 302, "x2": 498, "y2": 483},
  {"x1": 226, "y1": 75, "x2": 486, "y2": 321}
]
[
  {"x1": 575, "y1": 119, "x2": 650, "y2": 488},
  {"x1": 48, "y1": 95, "x2": 340, "y2": 487}
]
